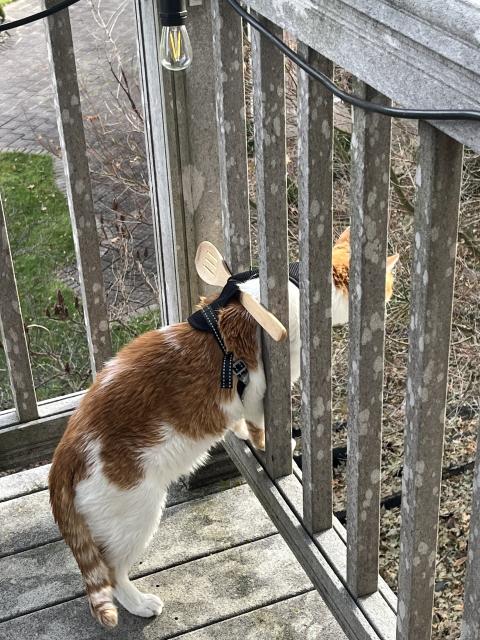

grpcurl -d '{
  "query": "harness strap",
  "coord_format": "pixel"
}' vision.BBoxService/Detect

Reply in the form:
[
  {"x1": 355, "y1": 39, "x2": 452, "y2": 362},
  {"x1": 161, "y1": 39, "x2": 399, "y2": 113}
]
[
  {"x1": 189, "y1": 263, "x2": 299, "y2": 399},
  {"x1": 201, "y1": 304, "x2": 250, "y2": 396}
]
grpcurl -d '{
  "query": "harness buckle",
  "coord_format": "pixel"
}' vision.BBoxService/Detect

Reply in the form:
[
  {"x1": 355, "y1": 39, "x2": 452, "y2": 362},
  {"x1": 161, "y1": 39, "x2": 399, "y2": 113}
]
[{"x1": 233, "y1": 359, "x2": 249, "y2": 386}]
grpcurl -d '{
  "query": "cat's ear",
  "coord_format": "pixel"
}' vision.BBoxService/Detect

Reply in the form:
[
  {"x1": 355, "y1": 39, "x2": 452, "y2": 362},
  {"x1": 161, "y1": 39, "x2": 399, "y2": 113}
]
[
  {"x1": 334, "y1": 227, "x2": 350, "y2": 246},
  {"x1": 195, "y1": 294, "x2": 218, "y2": 310},
  {"x1": 386, "y1": 254, "x2": 400, "y2": 272}
]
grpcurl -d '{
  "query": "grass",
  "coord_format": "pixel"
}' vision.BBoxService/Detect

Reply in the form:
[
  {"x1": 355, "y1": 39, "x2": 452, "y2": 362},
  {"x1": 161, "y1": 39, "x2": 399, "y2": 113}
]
[
  {"x1": 0, "y1": 153, "x2": 75, "y2": 319},
  {"x1": 0, "y1": 152, "x2": 90, "y2": 406},
  {"x1": 0, "y1": 152, "x2": 159, "y2": 408}
]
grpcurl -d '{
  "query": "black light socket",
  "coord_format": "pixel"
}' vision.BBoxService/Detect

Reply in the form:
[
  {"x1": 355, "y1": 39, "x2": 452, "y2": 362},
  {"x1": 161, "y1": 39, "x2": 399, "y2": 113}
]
[{"x1": 159, "y1": 0, "x2": 187, "y2": 26}]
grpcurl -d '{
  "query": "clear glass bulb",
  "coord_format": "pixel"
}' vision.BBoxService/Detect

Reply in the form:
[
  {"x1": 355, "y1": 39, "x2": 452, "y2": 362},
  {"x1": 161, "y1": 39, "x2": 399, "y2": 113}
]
[{"x1": 160, "y1": 25, "x2": 192, "y2": 71}]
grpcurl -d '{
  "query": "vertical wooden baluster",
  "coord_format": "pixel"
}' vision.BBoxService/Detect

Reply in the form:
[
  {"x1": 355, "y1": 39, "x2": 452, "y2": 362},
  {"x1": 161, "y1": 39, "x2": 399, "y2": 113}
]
[
  {"x1": 0, "y1": 195, "x2": 38, "y2": 422},
  {"x1": 347, "y1": 81, "x2": 392, "y2": 597},
  {"x1": 396, "y1": 122, "x2": 463, "y2": 640},
  {"x1": 44, "y1": 0, "x2": 112, "y2": 373},
  {"x1": 211, "y1": 0, "x2": 251, "y2": 273},
  {"x1": 251, "y1": 15, "x2": 291, "y2": 478},
  {"x1": 460, "y1": 423, "x2": 480, "y2": 640},
  {"x1": 298, "y1": 43, "x2": 334, "y2": 533}
]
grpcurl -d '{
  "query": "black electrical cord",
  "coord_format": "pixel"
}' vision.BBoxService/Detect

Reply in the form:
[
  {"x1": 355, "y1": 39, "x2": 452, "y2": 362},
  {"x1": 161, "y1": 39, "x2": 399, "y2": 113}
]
[
  {"x1": 0, "y1": 0, "x2": 81, "y2": 32},
  {"x1": 2, "y1": 0, "x2": 479, "y2": 122},
  {"x1": 226, "y1": 0, "x2": 480, "y2": 122}
]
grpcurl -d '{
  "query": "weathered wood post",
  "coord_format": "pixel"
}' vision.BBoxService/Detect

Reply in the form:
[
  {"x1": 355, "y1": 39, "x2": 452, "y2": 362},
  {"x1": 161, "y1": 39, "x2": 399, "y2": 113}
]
[
  {"x1": 134, "y1": 0, "x2": 225, "y2": 324},
  {"x1": 134, "y1": 0, "x2": 237, "y2": 486},
  {"x1": 44, "y1": 0, "x2": 112, "y2": 375}
]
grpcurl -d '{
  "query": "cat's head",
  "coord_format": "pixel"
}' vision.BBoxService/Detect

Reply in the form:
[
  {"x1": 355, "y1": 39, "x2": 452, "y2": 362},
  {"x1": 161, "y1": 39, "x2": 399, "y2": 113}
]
[{"x1": 332, "y1": 227, "x2": 399, "y2": 303}]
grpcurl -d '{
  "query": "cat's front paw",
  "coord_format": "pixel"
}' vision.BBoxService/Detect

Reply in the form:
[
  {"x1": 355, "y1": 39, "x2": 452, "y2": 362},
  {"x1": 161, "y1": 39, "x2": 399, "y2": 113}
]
[
  {"x1": 253, "y1": 435, "x2": 265, "y2": 451},
  {"x1": 251, "y1": 429, "x2": 265, "y2": 451},
  {"x1": 231, "y1": 418, "x2": 250, "y2": 440}
]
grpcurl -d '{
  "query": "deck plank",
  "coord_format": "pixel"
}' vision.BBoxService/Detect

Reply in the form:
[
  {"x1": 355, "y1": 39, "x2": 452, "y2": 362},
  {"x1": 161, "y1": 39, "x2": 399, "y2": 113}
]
[
  {"x1": 0, "y1": 465, "x2": 50, "y2": 502},
  {"x1": 0, "y1": 483, "x2": 276, "y2": 619},
  {"x1": 0, "y1": 478, "x2": 246, "y2": 556},
  {"x1": 0, "y1": 491, "x2": 59, "y2": 556},
  {"x1": 174, "y1": 591, "x2": 345, "y2": 640},
  {"x1": 0, "y1": 536, "x2": 312, "y2": 639},
  {"x1": 0, "y1": 461, "x2": 240, "y2": 503}
]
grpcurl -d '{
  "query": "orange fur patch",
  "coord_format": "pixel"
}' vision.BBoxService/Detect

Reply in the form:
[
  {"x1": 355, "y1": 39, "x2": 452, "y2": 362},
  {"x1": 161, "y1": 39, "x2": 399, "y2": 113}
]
[
  {"x1": 332, "y1": 240, "x2": 350, "y2": 295},
  {"x1": 332, "y1": 229, "x2": 398, "y2": 301}
]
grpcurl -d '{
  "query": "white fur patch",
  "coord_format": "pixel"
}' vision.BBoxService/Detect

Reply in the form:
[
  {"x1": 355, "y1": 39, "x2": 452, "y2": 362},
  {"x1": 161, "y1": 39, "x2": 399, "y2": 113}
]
[
  {"x1": 231, "y1": 419, "x2": 250, "y2": 440},
  {"x1": 331, "y1": 280, "x2": 349, "y2": 326},
  {"x1": 75, "y1": 429, "x2": 222, "y2": 570},
  {"x1": 287, "y1": 282, "x2": 301, "y2": 382},
  {"x1": 221, "y1": 334, "x2": 267, "y2": 433},
  {"x1": 75, "y1": 440, "x2": 166, "y2": 569},
  {"x1": 238, "y1": 273, "x2": 350, "y2": 331},
  {"x1": 235, "y1": 275, "x2": 349, "y2": 420},
  {"x1": 238, "y1": 279, "x2": 301, "y2": 386},
  {"x1": 89, "y1": 586, "x2": 112, "y2": 607},
  {"x1": 155, "y1": 325, "x2": 179, "y2": 348},
  {"x1": 100, "y1": 359, "x2": 124, "y2": 388},
  {"x1": 140, "y1": 425, "x2": 220, "y2": 481}
]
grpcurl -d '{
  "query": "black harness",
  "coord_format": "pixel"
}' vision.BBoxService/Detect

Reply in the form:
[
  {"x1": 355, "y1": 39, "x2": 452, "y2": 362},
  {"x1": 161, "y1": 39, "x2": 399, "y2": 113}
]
[{"x1": 187, "y1": 264, "x2": 299, "y2": 399}]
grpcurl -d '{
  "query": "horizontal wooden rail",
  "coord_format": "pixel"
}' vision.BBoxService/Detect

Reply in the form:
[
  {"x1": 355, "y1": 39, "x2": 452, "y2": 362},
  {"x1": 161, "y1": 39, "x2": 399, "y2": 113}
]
[
  {"x1": 225, "y1": 433, "x2": 393, "y2": 640},
  {"x1": 241, "y1": 0, "x2": 480, "y2": 152}
]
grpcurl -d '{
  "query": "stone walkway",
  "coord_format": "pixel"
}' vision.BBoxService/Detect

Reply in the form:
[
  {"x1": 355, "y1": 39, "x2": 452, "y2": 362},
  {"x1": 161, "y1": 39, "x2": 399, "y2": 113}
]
[
  {"x1": 0, "y1": 0, "x2": 157, "y2": 318},
  {"x1": 0, "y1": 0, "x2": 136, "y2": 152}
]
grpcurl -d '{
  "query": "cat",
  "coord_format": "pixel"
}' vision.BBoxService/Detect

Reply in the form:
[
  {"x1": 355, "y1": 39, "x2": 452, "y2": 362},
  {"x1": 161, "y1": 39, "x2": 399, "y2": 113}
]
[{"x1": 48, "y1": 228, "x2": 398, "y2": 628}]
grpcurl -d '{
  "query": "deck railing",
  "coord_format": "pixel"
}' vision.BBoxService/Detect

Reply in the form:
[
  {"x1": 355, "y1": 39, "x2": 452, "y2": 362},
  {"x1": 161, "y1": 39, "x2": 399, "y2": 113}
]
[
  {"x1": 0, "y1": 0, "x2": 113, "y2": 466},
  {"x1": 201, "y1": 1, "x2": 479, "y2": 639},
  {"x1": 1, "y1": 0, "x2": 479, "y2": 638}
]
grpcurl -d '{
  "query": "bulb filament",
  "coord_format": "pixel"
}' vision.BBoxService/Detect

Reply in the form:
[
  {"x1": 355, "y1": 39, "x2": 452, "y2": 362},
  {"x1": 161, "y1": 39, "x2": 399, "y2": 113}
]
[{"x1": 169, "y1": 30, "x2": 182, "y2": 62}]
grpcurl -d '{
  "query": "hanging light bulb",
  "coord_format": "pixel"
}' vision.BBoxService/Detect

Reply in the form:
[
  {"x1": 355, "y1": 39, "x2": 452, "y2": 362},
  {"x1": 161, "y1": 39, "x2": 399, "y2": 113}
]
[{"x1": 159, "y1": 0, "x2": 193, "y2": 71}]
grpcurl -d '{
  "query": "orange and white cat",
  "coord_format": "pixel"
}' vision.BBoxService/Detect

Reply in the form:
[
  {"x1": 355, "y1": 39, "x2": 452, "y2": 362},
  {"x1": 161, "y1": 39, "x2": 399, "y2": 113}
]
[{"x1": 49, "y1": 228, "x2": 398, "y2": 627}]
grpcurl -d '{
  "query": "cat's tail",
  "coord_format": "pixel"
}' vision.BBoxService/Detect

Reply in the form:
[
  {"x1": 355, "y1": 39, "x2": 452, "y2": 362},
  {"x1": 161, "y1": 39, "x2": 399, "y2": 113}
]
[{"x1": 49, "y1": 462, "x2": 118, "y2": 628}]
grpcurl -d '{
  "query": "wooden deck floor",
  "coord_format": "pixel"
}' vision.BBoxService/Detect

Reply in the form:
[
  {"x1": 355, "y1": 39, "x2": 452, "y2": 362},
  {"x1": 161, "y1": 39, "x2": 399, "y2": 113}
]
[{"x1": 0, "y1": 465, "x2": 346, "y2": 639}]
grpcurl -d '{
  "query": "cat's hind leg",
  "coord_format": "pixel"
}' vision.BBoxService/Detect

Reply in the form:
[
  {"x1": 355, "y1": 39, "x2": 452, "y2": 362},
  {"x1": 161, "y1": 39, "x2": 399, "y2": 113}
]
[
  {"x1": 107, "y1": 487, "x2": 166, "y2": 618},
  {"x1": 113, "y1": 567, "x2": 164, "y2": 618},
  {"x1": 75, "y1": 466, "x2": 167, "y2": 619}
]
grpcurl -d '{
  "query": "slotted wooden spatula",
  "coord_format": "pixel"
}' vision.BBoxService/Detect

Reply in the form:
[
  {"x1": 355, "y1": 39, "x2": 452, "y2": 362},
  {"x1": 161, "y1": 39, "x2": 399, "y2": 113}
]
[{"x1": 195, "y1": 241, "x2": 287, "y2": 342}]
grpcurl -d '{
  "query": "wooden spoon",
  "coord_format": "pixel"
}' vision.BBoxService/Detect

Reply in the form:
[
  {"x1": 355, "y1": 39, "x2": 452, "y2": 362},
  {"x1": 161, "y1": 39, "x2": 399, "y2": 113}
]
[{"x1": 195, "y1": 241, "x2": 288, "y2": 342}]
